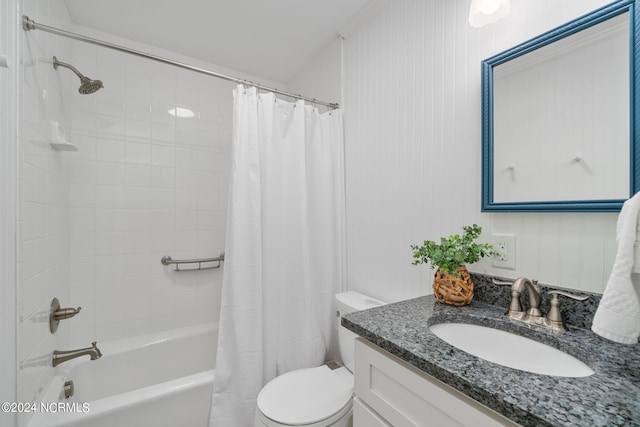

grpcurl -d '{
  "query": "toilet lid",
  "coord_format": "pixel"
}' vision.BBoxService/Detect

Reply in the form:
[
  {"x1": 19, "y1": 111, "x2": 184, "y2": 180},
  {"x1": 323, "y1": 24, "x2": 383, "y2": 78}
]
[{"x1": 257, "y1": 365, "x2": 353, "y2": 425}]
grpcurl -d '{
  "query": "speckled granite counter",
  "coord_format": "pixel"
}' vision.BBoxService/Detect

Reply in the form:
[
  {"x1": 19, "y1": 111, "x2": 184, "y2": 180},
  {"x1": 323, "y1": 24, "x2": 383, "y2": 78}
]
[{"x1": 342, "y1": 285, "x2": 640, "y2": 427}]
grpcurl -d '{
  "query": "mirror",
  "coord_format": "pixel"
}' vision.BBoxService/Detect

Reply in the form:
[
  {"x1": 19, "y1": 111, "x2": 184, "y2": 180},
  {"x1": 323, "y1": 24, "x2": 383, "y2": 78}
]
[{"x1": 482, "y1": 0, "x2": 640, "y2": 212}]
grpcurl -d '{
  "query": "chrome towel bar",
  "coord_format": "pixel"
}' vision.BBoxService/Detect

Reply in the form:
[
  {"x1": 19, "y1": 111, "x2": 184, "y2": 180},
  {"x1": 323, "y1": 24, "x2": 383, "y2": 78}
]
[{"x1": 161, "y1": 253, "x2": 225, "y2": 271}]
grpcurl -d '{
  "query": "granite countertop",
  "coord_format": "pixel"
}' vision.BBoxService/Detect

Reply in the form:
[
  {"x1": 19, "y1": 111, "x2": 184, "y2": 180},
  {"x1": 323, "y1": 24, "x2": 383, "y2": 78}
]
[{"x1": 342, "y1": 292, "x2": 640, "y2": 427}]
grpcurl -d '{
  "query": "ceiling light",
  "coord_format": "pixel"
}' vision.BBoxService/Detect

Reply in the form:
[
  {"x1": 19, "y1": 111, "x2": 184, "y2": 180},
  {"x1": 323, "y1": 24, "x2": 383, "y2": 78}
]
[
  {"x1": 168, "y1": 107, "x2": 195, "y2": 118},
  {"x1": 469, "y1": 0, "x2": 510, "y2": 28}
]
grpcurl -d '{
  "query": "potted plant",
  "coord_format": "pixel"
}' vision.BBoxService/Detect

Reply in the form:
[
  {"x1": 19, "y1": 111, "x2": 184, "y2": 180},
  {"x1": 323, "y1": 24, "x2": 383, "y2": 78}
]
[{"x1": 411, "y1": 224, "x2": 498, "y2": 306}]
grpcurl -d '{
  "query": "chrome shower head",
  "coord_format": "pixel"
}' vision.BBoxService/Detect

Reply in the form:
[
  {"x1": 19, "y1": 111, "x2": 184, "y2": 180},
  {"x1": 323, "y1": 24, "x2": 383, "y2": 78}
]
[
  {"x1": 78, "y1": 76, "x2": 104, "y2": 94},
  {"x1": 52, "y1": 56, "x2": 103, "y2": 94}
]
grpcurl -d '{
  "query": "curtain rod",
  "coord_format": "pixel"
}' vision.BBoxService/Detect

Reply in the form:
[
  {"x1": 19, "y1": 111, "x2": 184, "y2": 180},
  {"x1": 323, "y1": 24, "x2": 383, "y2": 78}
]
[{"x1": 21, "y1": 16, "x2": 339, "y2": 110}]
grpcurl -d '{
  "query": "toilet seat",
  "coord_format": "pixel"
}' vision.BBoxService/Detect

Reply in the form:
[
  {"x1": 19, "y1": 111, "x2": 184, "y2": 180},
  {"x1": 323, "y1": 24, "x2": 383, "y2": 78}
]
[{"x1": 256, "y1": 365, "x2": 353, "y2": 426}]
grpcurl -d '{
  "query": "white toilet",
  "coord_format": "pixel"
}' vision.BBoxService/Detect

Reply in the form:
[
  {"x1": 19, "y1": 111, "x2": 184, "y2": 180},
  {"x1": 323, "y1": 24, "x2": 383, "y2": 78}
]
[{"x1": 254, "y1": 291, "x2": 386, "y2": 427}]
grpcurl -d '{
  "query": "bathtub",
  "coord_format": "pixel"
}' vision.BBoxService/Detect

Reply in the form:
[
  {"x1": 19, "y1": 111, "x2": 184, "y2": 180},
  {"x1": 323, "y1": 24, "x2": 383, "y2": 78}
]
[{"x1": 29, "y1": 323, "x2": 217, "y2": 427}]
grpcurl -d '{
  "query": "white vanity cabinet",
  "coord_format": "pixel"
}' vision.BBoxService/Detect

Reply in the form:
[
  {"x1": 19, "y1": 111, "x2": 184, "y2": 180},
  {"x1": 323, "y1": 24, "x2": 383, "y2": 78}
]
[{"x1": 353, "y1": 338, "x2": 522, "y2": 427}]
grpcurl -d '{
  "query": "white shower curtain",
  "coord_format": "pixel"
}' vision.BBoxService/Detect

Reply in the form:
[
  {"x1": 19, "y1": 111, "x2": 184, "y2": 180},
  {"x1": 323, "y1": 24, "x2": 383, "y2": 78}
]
[{"x1": 209, "y1": 86, "x2": 346, "y2": 427}]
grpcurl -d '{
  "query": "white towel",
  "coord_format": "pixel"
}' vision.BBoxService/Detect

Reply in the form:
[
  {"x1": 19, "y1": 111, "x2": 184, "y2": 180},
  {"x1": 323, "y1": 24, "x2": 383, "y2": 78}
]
[{"x1": 592, "y1": 192, "x2": 640, "y2": 344}]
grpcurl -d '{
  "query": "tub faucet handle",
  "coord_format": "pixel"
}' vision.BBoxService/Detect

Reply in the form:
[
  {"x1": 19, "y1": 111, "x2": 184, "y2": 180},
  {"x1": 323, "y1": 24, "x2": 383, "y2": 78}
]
[
  {"x1": 49, "y1": 297, "x2": 82, "y2": 333},
  {"x1": 54, "y1": 306, "x2": 82, "y2": 320}
]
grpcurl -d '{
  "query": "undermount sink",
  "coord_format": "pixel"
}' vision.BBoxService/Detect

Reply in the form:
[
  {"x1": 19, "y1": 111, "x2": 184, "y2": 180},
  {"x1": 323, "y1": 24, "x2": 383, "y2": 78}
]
[{"x1": 429, "y1": 323, "x2": 594, "y2": 378}]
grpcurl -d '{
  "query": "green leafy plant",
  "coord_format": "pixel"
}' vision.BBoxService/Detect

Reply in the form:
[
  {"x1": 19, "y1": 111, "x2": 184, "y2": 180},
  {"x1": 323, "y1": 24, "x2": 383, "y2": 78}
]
[{"x1": 411, "y1": 224, "x2": 498, "y2": 275}]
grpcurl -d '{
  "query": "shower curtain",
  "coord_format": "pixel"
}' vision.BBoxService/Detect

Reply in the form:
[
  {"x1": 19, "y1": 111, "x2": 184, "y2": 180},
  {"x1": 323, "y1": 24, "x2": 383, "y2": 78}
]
[{"x1": 209, "y1": 86, "x2": 346, "y2": 427}]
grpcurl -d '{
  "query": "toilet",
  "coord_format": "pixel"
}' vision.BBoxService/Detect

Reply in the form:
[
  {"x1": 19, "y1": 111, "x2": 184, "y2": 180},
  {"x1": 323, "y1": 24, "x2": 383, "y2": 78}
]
[{"x1": 254, "y1": 291, "x2": 386, "y2": 427}]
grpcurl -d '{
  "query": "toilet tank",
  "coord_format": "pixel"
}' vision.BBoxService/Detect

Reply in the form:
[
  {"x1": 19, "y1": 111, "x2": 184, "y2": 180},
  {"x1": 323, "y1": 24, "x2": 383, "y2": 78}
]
[{"x1": 335, "y1": 291, "x2": 386, "y2": 372}]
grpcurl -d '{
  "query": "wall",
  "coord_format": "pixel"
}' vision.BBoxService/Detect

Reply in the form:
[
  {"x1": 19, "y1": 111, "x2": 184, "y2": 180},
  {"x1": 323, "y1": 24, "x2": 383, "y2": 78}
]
[
  {"x1": 341, "y1": 0, "x2": 617, "y2": 302},
  {"x1": 16, "y1": 0, "x2": 73, "y2": 425},
  {"x1": 1, "y1": 0, "x2": 18, "y2": 426},
  {"x1": 63, "y1": 27, "x2": 229, "y2": 346},
  {"x1": 288, "y1": 37, "x2": 343, "y2": 111},
  {"x1": 62, "y1": 25, "x2": 286, "y2": 346},
  {"x1": 288, "y1": 0, "x2": 619, "y2": 303}
]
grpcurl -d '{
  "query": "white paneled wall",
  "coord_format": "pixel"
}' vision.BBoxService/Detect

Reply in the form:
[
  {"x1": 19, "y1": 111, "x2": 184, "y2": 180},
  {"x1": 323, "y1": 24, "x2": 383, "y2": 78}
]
[
  {"x1": 16, "y1": 0, "x2": 73, "y2": 425},
  {"x1": 64, "y1": 26, "x2": 239, "y2": 346},
  {"x1": 335, "y1": 0, "x2": 617, "y2": 302}
]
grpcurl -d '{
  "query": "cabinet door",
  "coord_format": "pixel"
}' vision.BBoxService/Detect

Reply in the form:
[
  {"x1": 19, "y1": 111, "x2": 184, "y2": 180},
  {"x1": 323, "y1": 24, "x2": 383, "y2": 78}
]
[
  {"x1": 353, "y1": 397, "x2": 391, "y2": 427},
  {"x1": 354, "y1": 338, "x2": 521, "y2": 427}
]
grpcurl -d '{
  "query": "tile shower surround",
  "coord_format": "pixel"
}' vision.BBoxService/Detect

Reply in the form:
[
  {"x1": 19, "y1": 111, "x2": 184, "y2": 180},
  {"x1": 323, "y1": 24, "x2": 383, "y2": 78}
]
[
  {"x1": 65, "y1": 35, "x2": 235, "y2": 347},
  {"x1": 17, "y1": 0, "x2": 74, "y2": 420}
]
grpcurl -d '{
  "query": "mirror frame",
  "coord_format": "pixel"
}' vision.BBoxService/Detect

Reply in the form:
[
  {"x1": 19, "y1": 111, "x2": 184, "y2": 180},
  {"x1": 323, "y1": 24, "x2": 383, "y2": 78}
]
[{"x1": 481, "y1": 0, "x2": 640, "y2": 212}]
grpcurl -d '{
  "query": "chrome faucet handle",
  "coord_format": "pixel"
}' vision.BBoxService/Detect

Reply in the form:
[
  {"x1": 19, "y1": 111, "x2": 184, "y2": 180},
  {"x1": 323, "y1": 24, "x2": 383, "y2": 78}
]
[
  {"x1": 547, "y1": 290, "x2": 589, "y2": 301},
  {"x1": 545, "y1": 290, "x2": 589, "y2": 332},
  {"x1": 49, "y1": 297, "x2": 82, "y2": 333},
  {"x1": 54, "y1": 306, "x2": 82, "y2": 320},
  {"x1": 492, "y1": 278, "x2": 524, "y2": 314}
]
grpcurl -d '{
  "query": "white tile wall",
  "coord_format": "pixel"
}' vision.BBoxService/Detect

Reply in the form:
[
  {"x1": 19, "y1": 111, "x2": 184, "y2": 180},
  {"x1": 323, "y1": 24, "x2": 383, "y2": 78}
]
[
  {"x1": 332, "y1": 0, "x2": 618, "y2": 302},
  {"x1": 63, "y1": 28, "x2": 239, "y2": 347},
  {"x1": 16, "y1": 0, "x2": 73, "y2": 425}
]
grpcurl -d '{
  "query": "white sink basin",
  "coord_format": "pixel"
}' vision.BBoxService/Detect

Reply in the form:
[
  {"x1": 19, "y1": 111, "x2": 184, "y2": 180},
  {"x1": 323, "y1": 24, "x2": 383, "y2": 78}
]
[{"x1": 429, "y1": 323, "x2": 594, "y2": 377}]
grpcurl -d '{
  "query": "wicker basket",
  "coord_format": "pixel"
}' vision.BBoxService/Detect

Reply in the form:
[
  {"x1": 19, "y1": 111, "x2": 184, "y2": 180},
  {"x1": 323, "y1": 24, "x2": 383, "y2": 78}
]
[{"x1": 432, "y1": 266, "x2": 474, "y2": 306}]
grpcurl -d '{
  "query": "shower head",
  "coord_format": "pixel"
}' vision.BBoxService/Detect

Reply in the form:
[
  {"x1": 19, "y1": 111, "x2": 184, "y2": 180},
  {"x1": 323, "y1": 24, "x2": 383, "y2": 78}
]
[
  {"x1": 77, "y1": 76, "x2": 104, "y2": 95},
  {"x1": 52, "y1": 56, "x2": 103, "y2": 94}
]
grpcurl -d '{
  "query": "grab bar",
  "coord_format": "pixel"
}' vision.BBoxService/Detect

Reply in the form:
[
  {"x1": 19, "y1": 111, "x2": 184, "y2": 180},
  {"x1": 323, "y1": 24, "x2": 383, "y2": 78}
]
[{"x1": 161, "y1": 253, "x2": 225, "y2": 271}]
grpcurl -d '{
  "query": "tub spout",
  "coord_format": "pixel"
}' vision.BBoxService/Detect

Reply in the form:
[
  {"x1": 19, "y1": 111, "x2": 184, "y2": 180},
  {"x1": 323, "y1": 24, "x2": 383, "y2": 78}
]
[{"x1": 53, "y1": 342, "x2": 102, "y2": 367}]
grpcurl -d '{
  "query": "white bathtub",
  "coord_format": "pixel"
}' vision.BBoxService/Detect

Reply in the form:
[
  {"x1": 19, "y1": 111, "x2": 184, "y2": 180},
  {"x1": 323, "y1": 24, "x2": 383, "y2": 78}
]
[{"x1": 29, "y1": 323, "x2": 217, "y2": 427}]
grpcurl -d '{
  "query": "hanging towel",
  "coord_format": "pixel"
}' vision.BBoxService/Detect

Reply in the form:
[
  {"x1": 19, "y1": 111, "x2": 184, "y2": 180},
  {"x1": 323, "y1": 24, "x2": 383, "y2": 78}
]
[{"x1": 592, "y1": 192, "x2": 640, "y2": 344}]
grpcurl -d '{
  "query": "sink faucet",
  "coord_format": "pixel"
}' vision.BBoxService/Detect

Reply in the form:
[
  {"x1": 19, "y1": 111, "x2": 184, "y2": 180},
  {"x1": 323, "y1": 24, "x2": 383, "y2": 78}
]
[
  {"x1": 493, "y1": 278, "x2": 588, "y2": 332},
  {"x1": 504, "y1": 277, "x2": 541, "y2": 319},
  {"x1": 52, "y1": 342, "x2": 102, "y2": 367}
]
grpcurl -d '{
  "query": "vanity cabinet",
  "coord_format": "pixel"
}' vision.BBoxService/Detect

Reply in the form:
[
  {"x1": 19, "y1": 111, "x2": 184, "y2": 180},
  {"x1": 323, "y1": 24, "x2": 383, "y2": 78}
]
[{"x1": 353, "y1": 338, "x2": 521, "y2": 427}]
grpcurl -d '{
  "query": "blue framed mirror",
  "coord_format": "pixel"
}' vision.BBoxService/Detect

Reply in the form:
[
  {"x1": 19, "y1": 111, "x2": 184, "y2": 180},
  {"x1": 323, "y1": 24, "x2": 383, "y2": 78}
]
[{"x1": 482, "y1": 0, "x2": 640, "y2": 212}]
